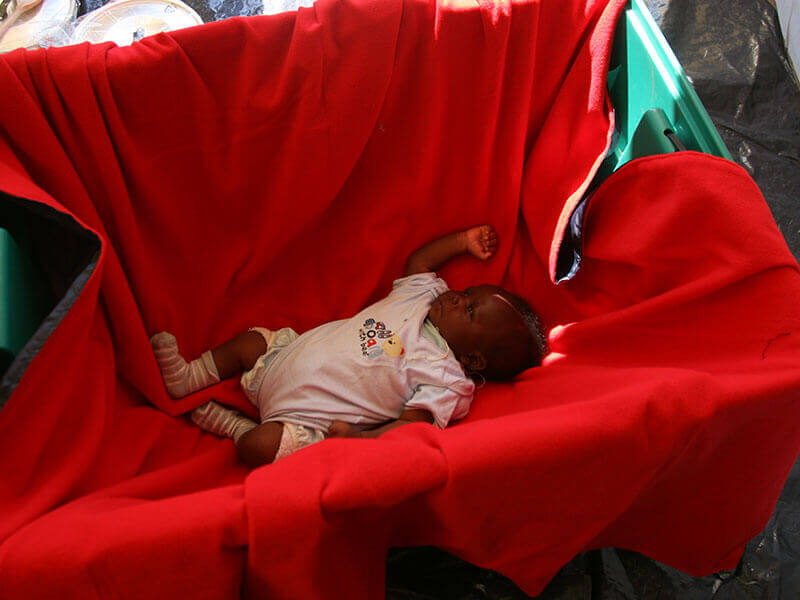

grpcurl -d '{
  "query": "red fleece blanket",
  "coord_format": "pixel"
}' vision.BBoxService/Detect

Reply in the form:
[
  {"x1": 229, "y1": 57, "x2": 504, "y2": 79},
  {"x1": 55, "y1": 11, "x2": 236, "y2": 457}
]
[{"x1": 2, "y1": 0, "x2": 800, "y2": 597}]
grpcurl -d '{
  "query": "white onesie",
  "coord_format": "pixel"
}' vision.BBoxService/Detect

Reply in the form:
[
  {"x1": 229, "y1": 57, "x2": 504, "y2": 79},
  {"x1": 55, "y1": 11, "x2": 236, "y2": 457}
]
[{"x1": 240, "y1": 272, "x2": 475, "y2": 434}]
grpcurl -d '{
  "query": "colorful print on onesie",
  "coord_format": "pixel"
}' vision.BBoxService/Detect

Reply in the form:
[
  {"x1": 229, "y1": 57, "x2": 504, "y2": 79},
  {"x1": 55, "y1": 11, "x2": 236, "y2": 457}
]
[{"x1": 359, "y1": 318, "x2": 405, "y2": 359}]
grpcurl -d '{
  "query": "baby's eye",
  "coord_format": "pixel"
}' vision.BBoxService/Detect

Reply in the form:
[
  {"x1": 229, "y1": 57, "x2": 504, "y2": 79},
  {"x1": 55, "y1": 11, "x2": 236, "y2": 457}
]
[{"x1": 467, "y1": 305, "x2": 474, "y2": 319}]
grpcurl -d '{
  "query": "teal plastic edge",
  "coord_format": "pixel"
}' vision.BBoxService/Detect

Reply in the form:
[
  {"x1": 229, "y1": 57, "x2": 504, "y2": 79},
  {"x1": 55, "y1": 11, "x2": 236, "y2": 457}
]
[
  {"x1": 0, "y1": 227, "x2": 51, "y2": 375},
  {"x1": 599, "y1": 0, "x2": 732, "y2": 181},
  {"x1": 629, "y1": 0, "x2": 731, "y2": 159},
  {"x1": 558, "y1": 0, "x2": 734, "y2": 283}
]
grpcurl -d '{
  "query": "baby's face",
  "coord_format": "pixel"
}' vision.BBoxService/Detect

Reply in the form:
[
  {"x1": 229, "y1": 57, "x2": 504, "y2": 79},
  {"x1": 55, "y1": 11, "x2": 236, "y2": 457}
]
[{"x1": 427, "y1": 285, "x2": 521, "y2": 368}]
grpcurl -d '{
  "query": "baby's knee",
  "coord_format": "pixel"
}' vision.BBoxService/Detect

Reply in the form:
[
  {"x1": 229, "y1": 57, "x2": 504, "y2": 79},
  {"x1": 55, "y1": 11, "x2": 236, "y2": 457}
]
[
  {"x1": 234, "y1": 330, "x2": 270, "y2": 371},
  {"x1": 236, "y1": 422, "x2": 283, "y2": 467},
  {"x1": 236, "y1": 422, "x2": 326, "y2": 466}
]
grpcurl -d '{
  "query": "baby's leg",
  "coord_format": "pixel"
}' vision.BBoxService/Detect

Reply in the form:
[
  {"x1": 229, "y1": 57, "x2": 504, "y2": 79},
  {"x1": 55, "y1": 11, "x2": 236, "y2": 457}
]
[
  {"x1": 193, "y1": 411, "x2": 323, "y2": 467},
  {"x1": 151, "y1": 332, "x2": 218, "y2": 398},
  {"x1": 237, "y1": 422, "x2": 326, "y2": 467},
  {"x1": 191, "y1": 400, "x2": 258, "y2": 444},
  {"x1": 209, "y1": 330, "x2": 269, "y2": 379},
  {"x1": 151, "y1": 330, "x2": 267, "y2": 398},
  {"x1": 236, "y1": 422, "x2": 285, "y2": 467},
  {"x1": 191, "y1": 410, "x2": 283, "y2": 467}
]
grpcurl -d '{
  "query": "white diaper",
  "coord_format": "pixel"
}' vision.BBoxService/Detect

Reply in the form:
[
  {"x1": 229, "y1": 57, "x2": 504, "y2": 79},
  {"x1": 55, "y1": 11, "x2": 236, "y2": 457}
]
[
  {"x1": 239, "y1": 327, "x2": 326, "y2": 460},
  {"x1": 274, "y1": 422, "x2": 326, "y2": 461},
  {"x1": 240, "y1": 326, "x2": 299, "y2": 405}
]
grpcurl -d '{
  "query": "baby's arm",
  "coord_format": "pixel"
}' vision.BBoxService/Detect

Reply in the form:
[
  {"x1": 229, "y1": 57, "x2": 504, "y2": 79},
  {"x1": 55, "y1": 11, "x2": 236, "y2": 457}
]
[
  {"x1": 327, "y1": 409, "x2": 434, "y2": 439},
  {"x1": 404, "y1": 225, "x2": 497, "y2": 276}
]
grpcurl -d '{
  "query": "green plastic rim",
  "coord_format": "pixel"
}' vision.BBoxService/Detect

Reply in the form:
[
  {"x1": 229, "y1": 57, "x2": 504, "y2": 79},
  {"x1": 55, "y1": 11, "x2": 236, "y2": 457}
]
[{"x1": 599, "y1": 0, "x2": 732, "y2": 180}]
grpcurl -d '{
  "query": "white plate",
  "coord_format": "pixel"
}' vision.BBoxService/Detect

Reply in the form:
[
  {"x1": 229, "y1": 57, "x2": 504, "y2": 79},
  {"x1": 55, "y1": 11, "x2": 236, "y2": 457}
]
[
  {"x1": 71, "y1": 0, "x2": 203, "y2": 46},
  {"x1": 262, "y1": 0, "x2": 315, "y2": 16},
  {"x1": 0, "y1": 0, "x2": 77, "y2": 52}
]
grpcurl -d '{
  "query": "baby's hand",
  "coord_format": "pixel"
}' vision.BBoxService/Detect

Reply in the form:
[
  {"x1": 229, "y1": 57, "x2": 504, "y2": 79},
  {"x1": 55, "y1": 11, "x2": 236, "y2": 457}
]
[
  {"x1": 328, "y1": 420, "x2": 359, "y2": 438},
  {"x1": 464, "y1": 225, "x2": 497, "y2": 260}
]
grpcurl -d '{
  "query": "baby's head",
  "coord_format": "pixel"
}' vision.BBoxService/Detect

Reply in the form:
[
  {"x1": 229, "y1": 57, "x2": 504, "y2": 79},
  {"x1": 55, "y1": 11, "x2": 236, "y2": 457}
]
[{"x1": 428, "y1": 285, "x2": 547, "y2": 381}]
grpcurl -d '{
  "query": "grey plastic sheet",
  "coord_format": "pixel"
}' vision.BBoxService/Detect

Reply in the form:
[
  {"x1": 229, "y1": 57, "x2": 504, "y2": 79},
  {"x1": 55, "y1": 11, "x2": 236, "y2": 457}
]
[{"x1": 72, "y1": 0, "x2": 800, "y2": 597}]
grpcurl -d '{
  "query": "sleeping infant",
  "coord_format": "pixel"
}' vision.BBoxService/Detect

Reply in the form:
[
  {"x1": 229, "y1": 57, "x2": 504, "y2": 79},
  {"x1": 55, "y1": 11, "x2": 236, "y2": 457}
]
[{"x1": 151, "y1": 225, "x2": 547, "y2": 467}]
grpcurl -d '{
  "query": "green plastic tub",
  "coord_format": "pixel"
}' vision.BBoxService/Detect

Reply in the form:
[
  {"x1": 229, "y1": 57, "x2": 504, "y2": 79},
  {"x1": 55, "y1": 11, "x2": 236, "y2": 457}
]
[
  {"x1": 596, "y1": 0, "x2": 731, "y2": 182},
  {"x1": 0, "y1": 224, "x2": 52, "y2": 375}
]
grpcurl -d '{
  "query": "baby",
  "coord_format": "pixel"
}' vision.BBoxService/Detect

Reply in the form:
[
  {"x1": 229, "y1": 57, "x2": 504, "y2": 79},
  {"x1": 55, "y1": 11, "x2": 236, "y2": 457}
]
[{"x1": 151, "y1": 225, "x2": 547, "y2": 467}]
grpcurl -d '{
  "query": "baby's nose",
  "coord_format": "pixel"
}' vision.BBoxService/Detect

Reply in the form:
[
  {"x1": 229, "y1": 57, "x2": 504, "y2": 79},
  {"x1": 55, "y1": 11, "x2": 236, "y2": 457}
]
[{"x1": 450, "y1": 293, "x2": 462, "y2": 305}]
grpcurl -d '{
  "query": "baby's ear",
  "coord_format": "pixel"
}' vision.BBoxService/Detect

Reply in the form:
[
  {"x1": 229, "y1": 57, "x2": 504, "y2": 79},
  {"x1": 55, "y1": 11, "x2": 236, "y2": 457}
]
[{"x1": 458, "y1": 351, "x2": 487, "y2": 373}]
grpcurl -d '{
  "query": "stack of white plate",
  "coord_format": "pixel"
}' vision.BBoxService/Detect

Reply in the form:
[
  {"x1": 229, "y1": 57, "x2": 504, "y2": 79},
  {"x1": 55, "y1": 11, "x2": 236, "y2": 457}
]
[
  {"x1": 262, "y1": 0, "x2": 314, "y2": 16},
  {"x1": 0, "y1": 0, "x2": 77, "y2": 52},
  {"x1": 71, "y1": 0, "x2": 203, "y2": 46}
]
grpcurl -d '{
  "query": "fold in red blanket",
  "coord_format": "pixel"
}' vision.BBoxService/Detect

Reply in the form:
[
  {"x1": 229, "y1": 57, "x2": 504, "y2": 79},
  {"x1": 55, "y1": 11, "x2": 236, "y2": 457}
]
[{"x1": 2, "y1": 0, "x2": 799, "y2": 597}]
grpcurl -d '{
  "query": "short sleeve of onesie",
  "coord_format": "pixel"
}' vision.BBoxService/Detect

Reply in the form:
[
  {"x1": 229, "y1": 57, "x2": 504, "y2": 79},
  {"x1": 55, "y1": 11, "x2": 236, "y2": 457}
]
[
  {"x1": 406, "y1": 384, "x2": 472, "y2": 429},
  {"x1": 395, "y1": 273, "x2": 474, "y2": 428},
  {"x1": 389, "y1": 272, "x2": 449, "y2": 298}
]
